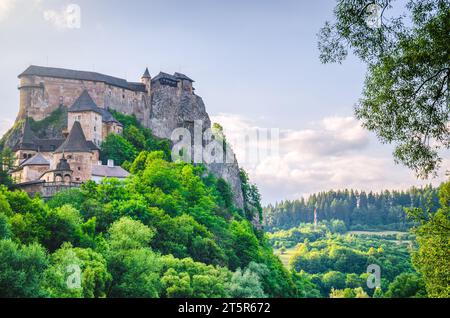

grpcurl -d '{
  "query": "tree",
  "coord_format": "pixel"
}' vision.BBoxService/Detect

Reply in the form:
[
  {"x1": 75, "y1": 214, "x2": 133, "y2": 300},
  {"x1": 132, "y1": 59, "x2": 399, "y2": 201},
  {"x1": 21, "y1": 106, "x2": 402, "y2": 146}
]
[
  {"x1": 330, "y1": 287, "x2": 369, "y2": 298},
  {"x1": 0, "y1": 148, "x2": 14, "y2": 188},
  {"x1": 318, "y1": 0, "x2": 450, "y2": 177},
  {"x1": 42, "y1": 243, "x2": 112, "y2": 298},
  {"x1": 0, "y1": 240, "x2": 48, "y2": 297},
  {"x1": 227, "y1": 267, "x2": 266, "y2": 298},
  {"x1": 100, "y1": 134, "x2": 137, "y2": 166},
  {"x1": 106, "y1": 217, "x2": 162, "y2": 297},
  {"x1": 44, "y1": 205, "x2": 84, "y2": 252},
  {"x1": 107, "y1": 217, "x2": 154, "y2": 250},
  {"x1": 408, "y1": 181, "x2": 450, "y2": 297},
  {"x1": 385, "y1": 273, "x2": 427, "y2": 298}
]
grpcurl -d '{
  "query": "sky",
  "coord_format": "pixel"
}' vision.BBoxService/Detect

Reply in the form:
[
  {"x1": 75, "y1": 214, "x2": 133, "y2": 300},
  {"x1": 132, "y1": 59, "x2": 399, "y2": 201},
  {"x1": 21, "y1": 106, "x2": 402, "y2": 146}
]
[{"x1": 0, "y1": 0, "x2": 447, "y2": 204}]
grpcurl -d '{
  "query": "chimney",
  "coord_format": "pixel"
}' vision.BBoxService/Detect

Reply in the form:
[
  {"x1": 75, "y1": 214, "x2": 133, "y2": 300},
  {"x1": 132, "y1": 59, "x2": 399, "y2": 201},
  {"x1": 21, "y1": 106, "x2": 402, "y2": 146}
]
[{"x1": 107, "y1": 159, "x2": 114, "y2": 167}]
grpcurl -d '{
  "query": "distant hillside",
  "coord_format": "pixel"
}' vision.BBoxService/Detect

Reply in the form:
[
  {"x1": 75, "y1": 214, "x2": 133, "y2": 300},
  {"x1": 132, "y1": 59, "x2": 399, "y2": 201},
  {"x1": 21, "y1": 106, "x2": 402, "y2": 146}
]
[{"x1": 263, "y1": 186, "x2": 441, "y2": 231}]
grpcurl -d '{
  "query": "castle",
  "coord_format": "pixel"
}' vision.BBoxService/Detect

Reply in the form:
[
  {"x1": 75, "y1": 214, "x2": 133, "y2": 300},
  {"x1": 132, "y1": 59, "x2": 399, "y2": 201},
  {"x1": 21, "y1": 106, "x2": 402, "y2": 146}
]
[
  {"x1": 5, "y1": 65, "x2": 245, "y2": 209},
  {"x1": 10, "y1": 88, "x2": 130, "y2": 197}
]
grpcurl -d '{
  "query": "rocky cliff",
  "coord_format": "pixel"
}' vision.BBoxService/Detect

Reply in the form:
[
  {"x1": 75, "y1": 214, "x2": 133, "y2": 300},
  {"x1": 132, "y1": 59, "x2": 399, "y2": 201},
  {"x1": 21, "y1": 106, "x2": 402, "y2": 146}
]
[
  {"x1": 1, "y1": 83, "x2": 245, "y2": 210},
  {"x1": 149, "y1": 85, "x2": 244, "y2": 209}
]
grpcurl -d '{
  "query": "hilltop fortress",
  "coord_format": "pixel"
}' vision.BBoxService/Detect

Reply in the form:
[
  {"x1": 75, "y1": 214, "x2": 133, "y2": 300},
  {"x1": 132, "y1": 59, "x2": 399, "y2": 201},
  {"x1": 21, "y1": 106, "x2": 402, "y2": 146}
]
[{"x1": 4, "y1": 65, "x2": 244, "y2": 209}]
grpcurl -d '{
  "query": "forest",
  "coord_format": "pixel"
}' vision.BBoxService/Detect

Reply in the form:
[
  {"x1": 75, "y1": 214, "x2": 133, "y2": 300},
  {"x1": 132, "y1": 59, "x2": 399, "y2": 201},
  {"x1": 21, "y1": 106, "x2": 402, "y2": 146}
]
[
  {"x1": 265, "y1": 183, "x2": 450, "y2": 298},
  {"x1": 0, "y1": 111, "x2": 302, "y2": 298},
  {"x1": 0, "y1": 111, "x2": 448, "y2": 298},
  {"x1": 263, "y1": 187, "x2": 440, "y2": 231}
]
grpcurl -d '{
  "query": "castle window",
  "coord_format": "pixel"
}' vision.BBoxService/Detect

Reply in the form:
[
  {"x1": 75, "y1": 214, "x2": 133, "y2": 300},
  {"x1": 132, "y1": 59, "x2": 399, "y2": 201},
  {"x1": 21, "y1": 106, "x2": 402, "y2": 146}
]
[
  {"x1": 67, "y1": 155, "x2": 72, "y2": 159},
  {"x1": 78, "y1": 167, "x2": 81, "y2": 171},
  {"x1": 94, "y1": 126, "x2": 96, "y2": 132}
]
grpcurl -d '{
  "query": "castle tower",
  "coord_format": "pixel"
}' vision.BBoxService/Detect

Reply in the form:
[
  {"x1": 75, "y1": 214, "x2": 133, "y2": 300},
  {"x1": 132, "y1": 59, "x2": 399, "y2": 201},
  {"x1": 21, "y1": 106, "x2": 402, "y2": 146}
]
[
  {"x1": 68, "y1": 90, "x2": 103, "y2": 146},
  {"x1": 12, "y1": 117, "x2": 38, "y2": 165},
  {"x1": 53, "y1": 121, "x2": 99, "y2": 182},
  {"x1": 141, "y1": 67, "x2": 152, "y2": 96},
  {"x1": 53, "y1": 154, "x2": 73, "y2": 183}
]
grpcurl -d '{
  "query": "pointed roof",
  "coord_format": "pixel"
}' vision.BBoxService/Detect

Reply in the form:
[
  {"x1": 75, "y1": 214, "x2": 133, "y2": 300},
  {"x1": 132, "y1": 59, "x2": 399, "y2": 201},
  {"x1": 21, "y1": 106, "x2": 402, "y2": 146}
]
[
  {"x1": 54, "y1": 121, "x2": 92, "y2": 153},
  {"x1": 13, "y1": 118, "x2": 38, "y2": 151},
  {"x1": 142, "y1": 67, "x2": 151, "y2": 79},
  {"x1": 68, "y1": 90, "x2": 102, "y2": 114},
  {"x1": 55, "y1": 154, "x2": 71, "y2": 171},
  {"x1": 174, "y1": 72, "x2": 194, "y2": 82},
  {"x1": 20, "y1": 153, "x2": 50, "y2": 167},
  {"x1": 152, "y1": 72, "x2": 179, "y2": 82}
]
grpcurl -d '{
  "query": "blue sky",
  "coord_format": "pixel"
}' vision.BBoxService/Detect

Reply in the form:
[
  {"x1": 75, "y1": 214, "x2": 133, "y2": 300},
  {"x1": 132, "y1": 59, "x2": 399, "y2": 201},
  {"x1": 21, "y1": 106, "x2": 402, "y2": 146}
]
[{"x1": 0, "y1": 0, "x2": 447, "y2": 203}]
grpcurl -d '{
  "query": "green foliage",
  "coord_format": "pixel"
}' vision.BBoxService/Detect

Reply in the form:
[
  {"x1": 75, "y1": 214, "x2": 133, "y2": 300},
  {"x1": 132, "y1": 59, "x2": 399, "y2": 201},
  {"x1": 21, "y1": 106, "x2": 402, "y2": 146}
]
[
  {"x1": 227, "y1": 266, "x2": 266, "y2": 298},
  {"x1": 268, "y1": 220, "x2": 347, "y2": 248},
  {"x1": 240, "y1": 169, "x2": 263, "y2": 221},
  {"x1": 44, "y1": 205, "x2": 84, "y2": 252},
  {"x1": 330, "y1": 287, "x2": 369, "y2": 298},
  {"x1": 0, "y1": 240, "x2": 48, "y2": 297},
  {"x1": 264, "y1": 187, "x2": 439, "y2": 231},
  {"x1": 101, "y1": 110, "x2": 171, "y2": 166},
  {"x1": 288, "y1": 233, "x2": 416, "y2": 297},
  {"x1": 0, "y1": 147, "x2": 300, "y2": 298},
  {"x1": 408, "y1": 181, "x2": 450, "y2": 298},
  {"x1": 318, "y1": 0, "x2": 450, "y2": 177},
  {"x1": 385, "y1": 273, "x2": 427, "y2": 298},
  {"x1": 101, "y1": 134, "x2": 138, "y2": 166},
  {"x1": 29, "y1": 105, "x2": 67, "y2": 138},
  {"x1": 0, "y1": 148, "x2": 14, "y2": 188},
  {"x1": 42, "y1": 243, "x2": 111, "y2": 298}
]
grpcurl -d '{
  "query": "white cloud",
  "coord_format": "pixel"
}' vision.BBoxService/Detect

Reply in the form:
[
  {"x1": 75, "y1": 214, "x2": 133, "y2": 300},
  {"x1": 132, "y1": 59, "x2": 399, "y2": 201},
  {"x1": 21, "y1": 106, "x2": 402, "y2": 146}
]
[
  {"x1": 0, "y1": 0, "x2": 16, "y2": 21},
  {"x1": 211, "y1": 113, "x2": 448, "y2": 204},
  {"x1": 0, "y1": 118, "x2": 14, "y2": 138},
  {"x1": 43, "y1": 4, "x2": 81, "y2": 30}
]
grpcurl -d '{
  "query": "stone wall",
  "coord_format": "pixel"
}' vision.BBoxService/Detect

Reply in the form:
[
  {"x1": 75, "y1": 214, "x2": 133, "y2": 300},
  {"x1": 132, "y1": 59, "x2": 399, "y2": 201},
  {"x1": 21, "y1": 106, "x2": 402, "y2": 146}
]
[
  {"x1": 23, "y1": 165, "x2": 49, "y2": 183},
  {"x1": 18, "y1": 75, "x2": 151, "y2": 126},
  {"x1": 68, "y1": 111, "x2": 103, "y2": 146}
]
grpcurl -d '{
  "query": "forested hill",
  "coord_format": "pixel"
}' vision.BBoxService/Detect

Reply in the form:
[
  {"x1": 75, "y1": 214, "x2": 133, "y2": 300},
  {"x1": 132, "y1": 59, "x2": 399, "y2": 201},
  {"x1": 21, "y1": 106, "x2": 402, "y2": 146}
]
[{"x1": 263, "y1": 186, "x2": 440, "y2": 231}]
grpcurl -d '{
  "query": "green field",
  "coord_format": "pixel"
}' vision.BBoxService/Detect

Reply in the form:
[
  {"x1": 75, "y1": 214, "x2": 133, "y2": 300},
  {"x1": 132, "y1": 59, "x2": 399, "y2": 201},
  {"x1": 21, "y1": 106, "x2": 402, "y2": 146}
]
[{"x1": 274, "y1": 246, "x2": 297, "y2": 267}]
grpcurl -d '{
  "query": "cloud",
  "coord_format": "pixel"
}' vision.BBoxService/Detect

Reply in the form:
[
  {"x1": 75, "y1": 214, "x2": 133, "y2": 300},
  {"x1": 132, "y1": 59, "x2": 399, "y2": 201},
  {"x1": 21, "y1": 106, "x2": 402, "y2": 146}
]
[
  {"x1": 0, "y1": 118, "x2": 14, "y2": 138},
  {"x1": 211, "y1": 113, "x2": 448, "y2": 204},
  {"x1": 0, "y1": 0, "x2": 16, "y2": 21}
]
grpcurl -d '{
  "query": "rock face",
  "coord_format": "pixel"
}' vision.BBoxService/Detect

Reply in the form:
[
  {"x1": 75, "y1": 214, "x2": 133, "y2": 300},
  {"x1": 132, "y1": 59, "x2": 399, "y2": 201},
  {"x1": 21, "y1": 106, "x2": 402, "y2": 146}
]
[{"x1": 149, "y1": 85, "x2": 244, "y2": 209}]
